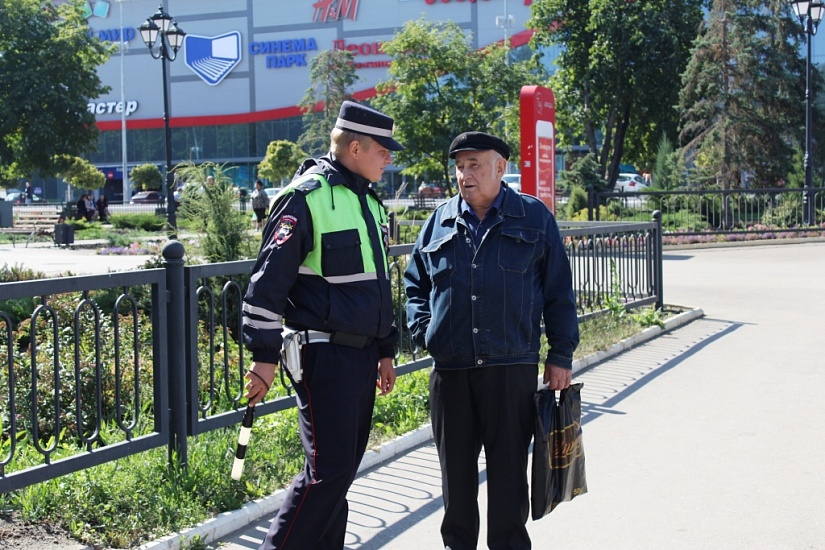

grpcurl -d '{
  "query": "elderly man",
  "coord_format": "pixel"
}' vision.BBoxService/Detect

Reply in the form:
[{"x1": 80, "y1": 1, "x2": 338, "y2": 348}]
[
  {"x1": 242, "y1": 100, "x2": 402, "y2": 549},
  {"x1": 404, "y1": 131, "x2": 579, "y2": 550}
]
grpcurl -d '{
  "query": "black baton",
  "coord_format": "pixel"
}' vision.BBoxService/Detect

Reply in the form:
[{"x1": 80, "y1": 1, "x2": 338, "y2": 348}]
[{"x1": 231, "y1": 405, "x2": 255, "y2": 480}]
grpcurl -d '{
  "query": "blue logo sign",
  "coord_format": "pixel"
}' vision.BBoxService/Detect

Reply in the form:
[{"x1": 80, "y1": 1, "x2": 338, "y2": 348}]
[{"x1": 184, "y1": 32, "x2": 242, "y2": 86}]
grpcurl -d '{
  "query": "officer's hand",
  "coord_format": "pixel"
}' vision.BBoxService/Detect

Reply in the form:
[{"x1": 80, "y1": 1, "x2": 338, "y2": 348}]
[
  {"x1": 543, "y1": 363, "x2": 572, "y2": 391},
  {"x1": 376, "y1": 357, "x2": 396, "y2": 396},
  {"x1": 245, "y1": 362, "x2": 277, "y2": 406}
]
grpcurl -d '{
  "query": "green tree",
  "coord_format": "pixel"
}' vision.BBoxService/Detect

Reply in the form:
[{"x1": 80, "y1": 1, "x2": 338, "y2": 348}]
[
  {"x1": 258, "y1": 140, "x2": 307, "y2": 185},
  {"x1": 529, "y1": 0, "x2": 704, "y2": 186},
  {"x1": 653, "y1": 133, "x2": 680, "y2": 190},
  {"x1": 679, "y1": 0, "x2": 814, "y2": 189},
  {"x1": 129, "y1": 164, "x2": 163, "y2": 191},
  {"x1": 372, "y1": 18, "x2": 537, "y2": 194},
  {"x1": 55, "y1": 155, "x2": 105, "y2": 191},
  {"x1": 0, "y1": 0, "x2": 113, "y2": 184},
  {"x1": 297, "y1": 49, "x2": 360, "y2": 156},
  {"x1": 175, "y1": 162, "x2": 253, "y2": 263},
  {"x1": 557, "y1": 153, "x2": 604, "y2": 193}
]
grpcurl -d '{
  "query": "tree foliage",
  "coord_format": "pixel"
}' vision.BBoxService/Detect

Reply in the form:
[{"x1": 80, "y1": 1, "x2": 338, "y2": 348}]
[
  {"x1": 129, "y1": 164, "x2": 163, "y2": 191},
  {"x1": 372, "y1": 18, "x2": 538, "y2": 194},
  {"x1": 557, "y1": 152, "x2": 604, "y2": 193},
  {"x1": 529, "y1": 0, "x2": 704, "y2": 185},
  {"x1": 653, "y1": 133, "x2": 681, "y2": 190},
  {"x1": 55, "y1": 155, "x2": 105, "y2": 190},
  {"x1": 297, "y1": 49, "x2": 360, "y2": 156},
  {"x1": 679, "y1": 0, "x2": 821, "y2": 189},
  {"x1": 258, "y1": 140, "x2": 306, "y2": 184},
  {"x1": 175, "y1": 162, "x2": 254, "y2": 263},
  {"x1": 0, "y1": 0, "x2": 113, "y2": 183}
]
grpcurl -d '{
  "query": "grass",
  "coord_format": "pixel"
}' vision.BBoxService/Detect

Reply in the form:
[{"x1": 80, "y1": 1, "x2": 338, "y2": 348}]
[{"x1": 0, "y1": 305, "x2": 672, "y2": 549}]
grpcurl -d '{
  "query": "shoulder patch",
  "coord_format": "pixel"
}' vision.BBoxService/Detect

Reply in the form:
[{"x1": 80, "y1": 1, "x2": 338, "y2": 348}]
[{"x1": 273, "y1": 214, "x2": 298, "y2": 247}]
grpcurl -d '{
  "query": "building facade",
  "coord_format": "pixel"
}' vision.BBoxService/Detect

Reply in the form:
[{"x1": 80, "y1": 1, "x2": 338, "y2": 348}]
[{"x1": 70, "y1": 0, "x2": 540, "y2": 202}]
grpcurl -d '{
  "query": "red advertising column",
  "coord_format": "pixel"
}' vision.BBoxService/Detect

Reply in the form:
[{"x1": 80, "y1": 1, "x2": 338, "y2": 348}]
[{"x1": 519, "y1": 85, "x2": 556, "y2": 213}]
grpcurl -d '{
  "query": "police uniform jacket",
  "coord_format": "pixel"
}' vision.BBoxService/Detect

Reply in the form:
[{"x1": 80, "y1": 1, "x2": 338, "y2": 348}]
[{"x1": 243, "y1": 154, "x2": 398, "y2": 364}]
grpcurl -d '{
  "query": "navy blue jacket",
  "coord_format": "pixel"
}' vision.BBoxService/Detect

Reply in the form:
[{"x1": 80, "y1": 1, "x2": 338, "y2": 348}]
[
  {"x1": 404, "y1": 184, "x2": 579, "y2": 370},
  {"x1": 243, "y1": 155, "x2": 398, "y2": 364}
]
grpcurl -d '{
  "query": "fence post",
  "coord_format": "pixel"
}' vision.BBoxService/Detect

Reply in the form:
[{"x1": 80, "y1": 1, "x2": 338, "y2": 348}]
[
  {"x1": 587, "y1": 185, "x2": 595, "y2": 221},
  {"x1": 652, "y1": 210, "x2": 664, "y2": 311},
  {"x1": 163, "y1": 240, "x2": 188, "y2": 470},
  {"x1": 388, "y1": 210, "x2": 398, "y2": 243}
]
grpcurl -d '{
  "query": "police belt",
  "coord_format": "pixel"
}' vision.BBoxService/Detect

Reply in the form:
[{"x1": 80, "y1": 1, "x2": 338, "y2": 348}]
[{"x1": 293, "y1": 329, "x2": 374, "y2": 349}]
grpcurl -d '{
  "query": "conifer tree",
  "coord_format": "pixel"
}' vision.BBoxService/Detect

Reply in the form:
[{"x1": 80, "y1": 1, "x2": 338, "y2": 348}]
[{"x1": 679, "y1": 0, "x2": 815, "y2": 189}]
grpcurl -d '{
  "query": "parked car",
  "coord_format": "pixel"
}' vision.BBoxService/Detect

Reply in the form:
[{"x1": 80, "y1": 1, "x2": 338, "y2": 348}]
[
  {"x1": 614, "y1": 173, "x2": 649, "y2": 192},
  {"x1": 4, "y1": 190, "x2": 43, "y2": 204},
  {"x1": 502, "y1": 173, "x2": 521, "y2": 193},
  {"x1": 130, "y1": 190, "x2": 166, "y2": 204},
  {"x1": 418, "y1": 182, "x2": 444, "y2": 198},
  {"x1": 264, "y1": 187, "x2": 282, "y2": 201}
]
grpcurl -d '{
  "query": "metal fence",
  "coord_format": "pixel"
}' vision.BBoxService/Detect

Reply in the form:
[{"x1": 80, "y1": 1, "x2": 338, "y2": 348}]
[
  {"x1": 0, "y1": 217, "x2": 662, "y2": 493},
  {"x1": 588, "y1": 186, "x2": 825, "y2": 240}
]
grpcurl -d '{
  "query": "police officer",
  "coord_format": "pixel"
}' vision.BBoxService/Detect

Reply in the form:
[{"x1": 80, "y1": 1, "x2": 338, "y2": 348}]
[{"x1": 242, "y1": 100, "x2": 402, "y2": 549}]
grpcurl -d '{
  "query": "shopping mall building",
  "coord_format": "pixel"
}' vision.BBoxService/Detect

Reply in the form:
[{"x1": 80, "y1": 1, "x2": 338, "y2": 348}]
[{"x1": 44, "y1": 0, "x2": 548, "y2": 202}]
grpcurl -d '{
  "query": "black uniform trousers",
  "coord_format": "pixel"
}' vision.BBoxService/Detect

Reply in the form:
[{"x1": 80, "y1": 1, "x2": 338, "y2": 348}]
[
  {"x1": 261, "y1": 342, "x2": 379, "y2": 550},
  {"x1": 430, "y1": 363, "x2": 538, "y2": 550}
]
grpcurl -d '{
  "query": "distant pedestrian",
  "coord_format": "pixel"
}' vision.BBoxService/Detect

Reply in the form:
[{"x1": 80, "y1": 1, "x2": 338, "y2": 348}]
[
  {"x1": 76, "y1": 194, "x2": 89, "y2": 221},
  {"x1": 96, "y1": 194, "x2": 110, "y2": 222},
  {"x1": 86, "y1": 194, "x2": 99, "y2": 221},
  {"x1": 251, "y1": 179, "x2": 269, "y2": 231},
  {"x1": 24, "y1": 181, "x2": 33, "y2": 204}
]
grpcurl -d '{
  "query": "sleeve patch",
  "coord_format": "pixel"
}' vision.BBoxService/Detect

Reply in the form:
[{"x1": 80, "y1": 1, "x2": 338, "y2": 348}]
[{"x1": 274, "y1": 215, "x2": 298, "y2": 247}]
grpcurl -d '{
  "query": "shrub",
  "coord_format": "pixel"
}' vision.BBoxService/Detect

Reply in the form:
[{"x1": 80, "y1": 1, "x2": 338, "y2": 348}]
[
  {"x1": 566, "y1": 185, "x2": 588, "y2": 218},
  {"x1": 109, "y1": 213, "x2": 166, "y2": 232}
]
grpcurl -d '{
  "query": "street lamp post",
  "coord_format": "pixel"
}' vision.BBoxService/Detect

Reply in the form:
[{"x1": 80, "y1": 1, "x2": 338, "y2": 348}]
[
  {"x1": 791, "y1": 0, "x2": 823, "y2": 225},
  {"x1": 139, "y1": 5, "x2": 185, "y2": 235}
]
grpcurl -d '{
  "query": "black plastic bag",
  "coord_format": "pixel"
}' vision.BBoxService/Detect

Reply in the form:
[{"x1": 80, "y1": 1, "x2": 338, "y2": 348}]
[{"x1": 531, "y1": 383, "x2": 587, "y2": 520}]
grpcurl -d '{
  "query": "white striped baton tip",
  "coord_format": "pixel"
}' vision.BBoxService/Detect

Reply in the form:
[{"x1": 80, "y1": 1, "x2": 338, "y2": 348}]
[{"x1": 231, "y1": 405, "x2": 255, "y2": 480}]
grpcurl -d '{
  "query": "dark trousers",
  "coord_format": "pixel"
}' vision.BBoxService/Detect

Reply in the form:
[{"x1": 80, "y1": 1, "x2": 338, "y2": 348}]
[
  {"x1": 430, "y1": 364, "x2": 537, "y2": 550},
  {"x1": 261, "y1": 342, "x2": 379, "y2": 550}
]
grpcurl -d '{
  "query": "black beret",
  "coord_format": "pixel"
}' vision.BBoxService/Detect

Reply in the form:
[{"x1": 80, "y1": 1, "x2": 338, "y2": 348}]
[
  {"x1": 448, "y1": 131, "x2": 510, "y2": 160},
  {"x1": 335, "y1": 100, "x2": 404, "y2": 151}
]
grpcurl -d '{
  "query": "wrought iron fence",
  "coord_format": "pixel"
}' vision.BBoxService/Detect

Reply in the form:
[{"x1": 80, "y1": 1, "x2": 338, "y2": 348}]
[
  {"x1": 0, "y1": 216, "x2": 661, "y2": 493},
  {"x1": 588, "y1": 186, "x2": 825, "y2": 240}
]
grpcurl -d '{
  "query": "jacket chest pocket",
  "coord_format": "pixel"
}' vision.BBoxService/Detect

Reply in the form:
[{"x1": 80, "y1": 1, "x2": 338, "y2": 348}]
[
  {"x1": 499, "y1": 228, "x2": 540, "y2": 273},
  {"x1": 322, "y1": 229, "x2": 364, "y2": 276},
  {"x1": 422, "y1": 233, "x2": 457, "y2": 285}
]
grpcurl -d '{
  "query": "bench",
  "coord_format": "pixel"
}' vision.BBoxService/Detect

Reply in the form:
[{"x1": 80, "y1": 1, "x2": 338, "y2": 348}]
[{"x1": 1, "y1": 209, "x2": 66, "y2": 248}]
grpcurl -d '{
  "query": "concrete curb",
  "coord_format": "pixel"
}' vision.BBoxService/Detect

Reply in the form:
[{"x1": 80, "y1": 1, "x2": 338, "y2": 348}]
[
  {"x1": 138, "y1": 306, "x2": 704, "y2": 550},
  {"x1": 572, "y1": 306, "x2": 705, "y2": 375}
]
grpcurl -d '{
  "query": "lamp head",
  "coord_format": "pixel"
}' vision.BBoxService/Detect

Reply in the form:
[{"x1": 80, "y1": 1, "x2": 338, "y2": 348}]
[
  {"x1": 166, "y1": 21, "x2": 186, "y2": 53},
  {"x1": 791, "y1": 0, "x2": 811, "y2": 22},
  {"x1": 151, "y1": 5, "x2": 173, "y2": 33},
  {"x1": 810, "y1": 1, "x2": 825, "y2": 33},
  {"x1": 139, "y1": 18, "x2": 159, "y2": 49}
]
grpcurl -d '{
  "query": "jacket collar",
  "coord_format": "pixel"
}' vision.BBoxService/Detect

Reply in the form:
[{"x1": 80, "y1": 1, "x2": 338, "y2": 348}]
[
  {"x1": 295, "y1": 154, "x2": 372, "y2": 195},
  {"x1": 440, "y1": 183, "x2": 526, "y2": 225}
]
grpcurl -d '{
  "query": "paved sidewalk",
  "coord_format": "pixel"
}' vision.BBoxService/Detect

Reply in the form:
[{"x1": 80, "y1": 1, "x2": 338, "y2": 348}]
[
  {"x1": 8, "y1": 240, "x2": 824, "y2": 549},
  {"x1": 192, "y1": 242, "x2": 825, "y2": 550},
  {"x1": 0, "y1": 239, "x2": 153, "y2": 276}
]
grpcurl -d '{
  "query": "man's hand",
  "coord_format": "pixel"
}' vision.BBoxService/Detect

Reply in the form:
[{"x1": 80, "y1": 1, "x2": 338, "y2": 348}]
[
  {"x1": 245, "y1": 362, "x2": 277, "y2": 406},
  {"x1": 376, "y1": 357, "x2": 396, "y2": 396},
  {"x1": 543, "y1": 363, "x2": 572, "y2": 391}
]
